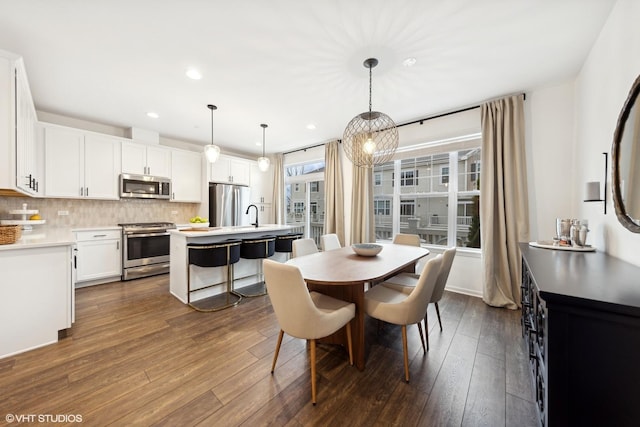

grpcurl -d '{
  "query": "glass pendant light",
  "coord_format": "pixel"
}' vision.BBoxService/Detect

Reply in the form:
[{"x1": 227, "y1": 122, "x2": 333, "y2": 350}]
[
  {"x1": 257, "y1": 123, "x2": 270, "y2": 172},
  {"x1": 204, "y1": 104, "x2": 221, "y2": 163}
]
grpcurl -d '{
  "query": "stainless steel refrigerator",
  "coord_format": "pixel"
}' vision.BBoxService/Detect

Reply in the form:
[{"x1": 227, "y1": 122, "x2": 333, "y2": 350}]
[{"x1": 208, "y1": 183, "x2": 251, "y2": 227}]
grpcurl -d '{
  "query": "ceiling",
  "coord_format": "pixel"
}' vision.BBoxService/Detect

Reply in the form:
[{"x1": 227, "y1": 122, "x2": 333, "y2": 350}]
[{"x1": 0, "y1": 0, "x2": 616, "y2": 156}]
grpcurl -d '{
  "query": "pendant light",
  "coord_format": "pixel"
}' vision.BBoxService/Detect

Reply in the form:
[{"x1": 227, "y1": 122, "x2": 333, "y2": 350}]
[
  {"x1": 257, "y1": 123, "x2": 270, "y2": 172},
  {"x1": 204, "y1": 104, "x2": 221, "y2": 163},
  {"x1": 343, "y1": 58, "x2": 399, "y2": 168}
]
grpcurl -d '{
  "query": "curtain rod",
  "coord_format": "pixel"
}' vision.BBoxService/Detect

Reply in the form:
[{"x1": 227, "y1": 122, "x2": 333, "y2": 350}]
[
  {"x1": 397, "y1": 92, "x2": 526, "y2": 128},
  {"x1": 282, "y1": 93, "x2": 526, "y2": 155}
]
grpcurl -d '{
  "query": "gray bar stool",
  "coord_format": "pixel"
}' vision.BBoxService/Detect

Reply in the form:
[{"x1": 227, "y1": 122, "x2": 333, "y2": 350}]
[
  {"x1": 275, "y1": 232, "x2": 303, "y2": 260},
  {"x1": 187, "y1": 238, "x2": 242, "y2": 312},
  {"x1": 238, "y1": 235, "x2": 276, "y2": 297}
]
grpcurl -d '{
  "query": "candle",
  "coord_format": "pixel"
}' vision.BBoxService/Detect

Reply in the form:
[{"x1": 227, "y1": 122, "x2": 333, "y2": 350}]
[{"x1": 585, "y1": 181, "x2": 600, "y2": 201}]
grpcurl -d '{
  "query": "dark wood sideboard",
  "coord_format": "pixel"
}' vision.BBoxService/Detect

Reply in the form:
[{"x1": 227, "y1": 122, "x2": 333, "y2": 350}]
[{"x1": 520, "y1": 243, "x2": 640, "y2": 427}]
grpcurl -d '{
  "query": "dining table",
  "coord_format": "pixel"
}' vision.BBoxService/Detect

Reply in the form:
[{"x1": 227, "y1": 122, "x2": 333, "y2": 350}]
[{"x1": 286, "y1": 243, "x2": 430, "y2": 370}]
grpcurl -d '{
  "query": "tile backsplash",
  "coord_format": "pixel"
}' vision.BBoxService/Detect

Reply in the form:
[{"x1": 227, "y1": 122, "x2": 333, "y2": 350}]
[{"x1": 0, "y1": 196, "x2": 199, "y2": 228}]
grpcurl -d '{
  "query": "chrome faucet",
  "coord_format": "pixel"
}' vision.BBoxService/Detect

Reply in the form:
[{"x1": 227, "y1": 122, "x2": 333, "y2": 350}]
[{"x1": 246, "y1": 204, "x2": 259, "y2": 228}]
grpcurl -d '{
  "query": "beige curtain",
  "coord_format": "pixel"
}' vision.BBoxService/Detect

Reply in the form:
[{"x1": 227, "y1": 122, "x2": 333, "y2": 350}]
[
  {"x1": 323, "y1": 141, "x2": 345, "y2": 244},
  {"x1": 350, "y1": 165, "x2": 375, "y2": 244},
  {"x1": 480, "y1": 94, "x2": 530, "y2": 309},
  {"x1": 271, "y1": 154, "x2": 285, "y2": 224}
]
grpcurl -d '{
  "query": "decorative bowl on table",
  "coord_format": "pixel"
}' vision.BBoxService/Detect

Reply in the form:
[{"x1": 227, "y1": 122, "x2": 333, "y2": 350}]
[
  {"x1": 188, "y1": 222, "x2": 210, "y2": 229},
  {"x1": 351, "y1": 243, "x2": 383, "y2": 257}
]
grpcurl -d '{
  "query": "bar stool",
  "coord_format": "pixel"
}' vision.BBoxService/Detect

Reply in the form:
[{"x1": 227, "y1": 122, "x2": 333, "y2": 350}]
[
  {"x1": 238, "y1": 235, "x2": 276, "y2": 297},
  {"x1": 274, "y1": 232, "x2": 303, "y2": 261},
  {"x1": 187, "y1": 238, "x2": 242, "y2": 312}
]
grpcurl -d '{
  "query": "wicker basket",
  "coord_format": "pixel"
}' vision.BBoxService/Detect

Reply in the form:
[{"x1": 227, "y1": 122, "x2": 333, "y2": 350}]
[{"x1": 0, "y1": 225, "x2": 21, "y2": 245}]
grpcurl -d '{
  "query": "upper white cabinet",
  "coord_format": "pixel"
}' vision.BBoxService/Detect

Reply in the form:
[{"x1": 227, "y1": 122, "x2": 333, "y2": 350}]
[
  {"x1": 122, "y1": 142, "x2": 171, "y2": 177},
  {"x1": 44, "y1": 124, "x2": 121, "y2": 199},
  {"x1": 250, "y1": 163, "x2": 274, "y2": 224},
  {"x1": 0, "y1": 50, "x2": 40, "y2": 196},
  {"x1": 210, "y1": 154, "x2": 251, "y2": 185},
  {"x1": 171, "y1": 149, "x2": 202, "y2": 202}
]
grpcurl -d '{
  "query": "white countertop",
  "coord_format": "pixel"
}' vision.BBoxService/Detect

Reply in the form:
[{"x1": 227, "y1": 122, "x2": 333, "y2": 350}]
[
  {"x1": 71, "y1": 226, "x2": 122, "y2": 232},
  {"x1": 170, "y1": 224, "x2": 296, "y2": 237},
  {"x1": 0, "y1": 227, "x2": 75, "y2": 251}
]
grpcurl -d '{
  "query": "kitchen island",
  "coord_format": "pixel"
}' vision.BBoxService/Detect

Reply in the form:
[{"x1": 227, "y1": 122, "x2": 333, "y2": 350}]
[
  {"x1": 169, "y1": 224, "x2": 296, "y2": 304},
  {"x1": 0, "y1": 228, "x2": 75, "y2": 359}
]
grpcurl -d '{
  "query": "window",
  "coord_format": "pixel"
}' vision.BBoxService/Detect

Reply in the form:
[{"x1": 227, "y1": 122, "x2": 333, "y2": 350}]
[
  {"x1": 374, "y1": 173, "x2": 381, "y2": 186},
  {"x1": 441, "y1": 166, "x2": 449, "y2": 184},
  {"x1": 400, "y1": 170, "x2": 417, "y2": 186},
  {"x1": 374, "y1": 199, "x2": 391, "y2": 216},
  {"x1": 373, "y1": 141, "x2": 481, "y2": 248},
  {"x1": 285, "y1": 160, "x2": 325, "y2": 247},
  {"x1": 400, "y1": 199, "x2": 415, "y2": 216}
]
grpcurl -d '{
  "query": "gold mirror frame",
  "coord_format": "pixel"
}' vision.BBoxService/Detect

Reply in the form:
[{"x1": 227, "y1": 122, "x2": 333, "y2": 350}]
[{"x1": 611, "y1": 73, "x2": 640, "y2": 233}]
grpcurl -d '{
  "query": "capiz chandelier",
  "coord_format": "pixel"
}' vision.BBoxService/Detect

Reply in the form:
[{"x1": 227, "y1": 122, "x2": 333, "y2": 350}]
[{"x1": 343, "y1": 58, "x2": 399, "y2": 168}]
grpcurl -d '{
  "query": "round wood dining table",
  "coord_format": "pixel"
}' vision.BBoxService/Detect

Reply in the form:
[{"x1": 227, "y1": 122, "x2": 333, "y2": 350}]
[{"x1": 285, "y1": 243, "x2": 429, "y2": 370}]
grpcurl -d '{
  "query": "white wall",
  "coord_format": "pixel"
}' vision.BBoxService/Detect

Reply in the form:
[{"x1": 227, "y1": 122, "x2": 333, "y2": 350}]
[{"x1": 574, "y1": 0, "x2": 640, "y2": 266}]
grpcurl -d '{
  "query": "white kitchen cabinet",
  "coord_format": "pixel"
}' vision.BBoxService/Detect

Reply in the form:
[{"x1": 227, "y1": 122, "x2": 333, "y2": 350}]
[
  {"x1": 0, "y1": 244, "x2": 74, "y2": 358},
  {"x1": 122, "y1": 141, "x2": 171, "y2": 177},
  {"x1": 44, "y1": 124, "x2": 121, "y2": 199},
  {"x1": 249, "y1": 162, "x2": 273, "y2": 223},
  {"x1": 74, "y1": 229, "x2": 121, "y2": 284},
  {"x1": 210, "y1": 154, "x2": 251, "y2": 185},
  {"x1": 171, "y1": 149, "x2": 202, "y2": 202},
  {"x1": 0, "y1": 50, "x2": 40, "y2": 196}
]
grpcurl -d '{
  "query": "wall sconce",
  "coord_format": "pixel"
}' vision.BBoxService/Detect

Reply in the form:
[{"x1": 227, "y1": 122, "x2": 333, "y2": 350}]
[{"x1": 584, "y1": 152, "x2": 608, "y2": 214}]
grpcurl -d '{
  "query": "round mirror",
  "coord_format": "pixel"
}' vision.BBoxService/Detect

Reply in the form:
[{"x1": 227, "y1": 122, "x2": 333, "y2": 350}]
[{"x1": 612, "y1": 74, "x2": 640, "y2": 232}]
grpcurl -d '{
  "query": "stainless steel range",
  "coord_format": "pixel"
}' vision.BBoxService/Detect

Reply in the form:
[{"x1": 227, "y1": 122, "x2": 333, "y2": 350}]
[{"x1": 119, "y1": 222, "x2": 176, "y2": 281}]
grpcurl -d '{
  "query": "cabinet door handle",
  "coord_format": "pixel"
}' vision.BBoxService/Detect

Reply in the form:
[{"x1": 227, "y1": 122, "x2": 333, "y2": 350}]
[
  {"x1": 80, "y1": 187, "x2": 84, "y2": 196},
  {"x1": 93, "y1": 234, "x2": 107, "y2": 238},
  {"x1": 116, "y1": 241, "x2": 119, "y2": 250},
  {"x1": 35, "y1": 181, "x2": 39, "y2": 192},
  {"x1": 85, "y1": 187, "x2": 88, "y2": 197}
]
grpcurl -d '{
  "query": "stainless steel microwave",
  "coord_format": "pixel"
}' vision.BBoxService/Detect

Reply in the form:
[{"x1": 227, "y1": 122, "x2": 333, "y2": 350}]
[{"x1": 120, "y1": 173, "x2": 171, "y2": 199}]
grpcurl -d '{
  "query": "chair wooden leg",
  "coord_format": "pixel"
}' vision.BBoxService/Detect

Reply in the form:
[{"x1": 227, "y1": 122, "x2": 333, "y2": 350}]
[
  {"x1": 401, "y1": 325, "x2": 410, "y2": 383},
  {"x1": 424, "y1": 312, "x2": 429, "y2": 351},
  {"x1": 345, "y1": 321, "x2": 353, "y2": 366},
  {"x1": 271, "y1": 330, "x2": 284, "y2": 373},
  {"x1": 417, "y1": 321, "x2": 427, "y2": 354},
  {"x1": 310, "y1": 339, "x2": 317, "y2": 405},
  {"x1": 435, "y1": 302, "x2": 443, "y2": 331}
]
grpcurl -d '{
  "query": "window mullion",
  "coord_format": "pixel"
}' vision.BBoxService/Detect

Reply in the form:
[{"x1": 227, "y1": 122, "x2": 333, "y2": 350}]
[
  {"x1": 448, "y1": 151, "x2": 459, "y2": 247},
  {"x1": 392, "y1": 159, "x2": 401, "y2": 236}
]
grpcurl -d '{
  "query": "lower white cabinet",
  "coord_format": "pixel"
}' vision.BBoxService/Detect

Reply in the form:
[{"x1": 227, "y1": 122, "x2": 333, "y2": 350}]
[
  {"x1": 0, "y1": 244, "x2": 74, "y2": 358},
  {"x1": 74, "y1": 229, "x2": 121, "y2": 284}
]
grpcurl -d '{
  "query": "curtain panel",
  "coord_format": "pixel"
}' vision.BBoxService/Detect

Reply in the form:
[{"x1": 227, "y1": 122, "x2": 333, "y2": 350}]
[
  {"x1": 272, "y1": 153, "x2": 285, "y2": 224},
  {"x1": 323, "y1": 141, "x2": 345, "y2": 244},
  {"x1": 480, "y1": 94, "x2": 530, "y2": 309},
  {"x1": 350, "y1": 165, "x2": 375, "y2": 244}
]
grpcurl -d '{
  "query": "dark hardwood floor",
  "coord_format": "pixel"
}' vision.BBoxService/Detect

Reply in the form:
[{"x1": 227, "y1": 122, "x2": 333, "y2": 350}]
[{"x1": 0, "y1": 275, "x2": 538, "y2": 426}]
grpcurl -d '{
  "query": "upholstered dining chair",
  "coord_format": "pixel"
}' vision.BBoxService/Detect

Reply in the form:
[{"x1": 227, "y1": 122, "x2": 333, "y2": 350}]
[
  {"x1": 320, "y1": 233, "x2": 341, "y2": 251},
  {"x1": 365, "y1": 255, "x2": 443, "y2": 382},
  {"x1": 392, "y1": 233, "x2": 421, "y2": 247},
  {"x1": 383, "y1": 247, "x2": 457, "y2": 343},
  {"x1": 292, "y1": 238, "x2": 319, "y2": 258},
  {"x1": 263, "y1": 259, "x2": 355, "y2": 404}
]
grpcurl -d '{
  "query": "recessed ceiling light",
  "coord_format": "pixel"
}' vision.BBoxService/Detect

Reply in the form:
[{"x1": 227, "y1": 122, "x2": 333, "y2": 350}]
[
  {"x1": 256, "y1": 142, "x2": 262, "y2": 146},
  {"x1": 146, "y1": 112, "x2": 159, "y2": 119},
  {"x1": 402, "y1": 57, "x2": 417, "y2": 67},
  {"x1": 186, "y1": 68, "x2": 202, "y2": 80},
  {"x1": 306, "y1": 124, "x2": 316, "y2": 130}
]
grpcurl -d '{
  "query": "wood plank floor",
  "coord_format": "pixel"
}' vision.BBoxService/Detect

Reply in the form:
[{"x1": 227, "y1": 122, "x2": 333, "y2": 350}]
[{"x1": 0, "y1": 275, "x2": 538, "y2": 426}]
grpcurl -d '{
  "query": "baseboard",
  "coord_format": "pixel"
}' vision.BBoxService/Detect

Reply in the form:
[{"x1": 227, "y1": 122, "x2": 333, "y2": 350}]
[{"x1": 444, "y1": 285, "x2": 483, "y2": 298}]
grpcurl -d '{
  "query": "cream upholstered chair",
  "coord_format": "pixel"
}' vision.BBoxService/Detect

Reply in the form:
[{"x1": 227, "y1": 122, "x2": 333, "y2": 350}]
[
  {"x1": 383, "y1": 247, "x2": 457, "y2": 338},
  {"x1": 320, "y1": 233, "x2": 341, "y2": 251},
  {"x1": 392, "y1": 233, "x2": 421, "y2": 247},
  {"x1": 264, "y1": 259, "x2": 354, "y2": 404},
  {"x1": 292, "y1": 238, "x2": 318, "y2": 258},
  {"x1": 365, "y1": 255, "x2": 443, "y2": 382}
]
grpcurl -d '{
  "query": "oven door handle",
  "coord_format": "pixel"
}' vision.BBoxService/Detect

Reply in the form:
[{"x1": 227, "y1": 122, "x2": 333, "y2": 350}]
[{"x1": 124, "y1": 232, "x2": 170, "y2": 238}]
